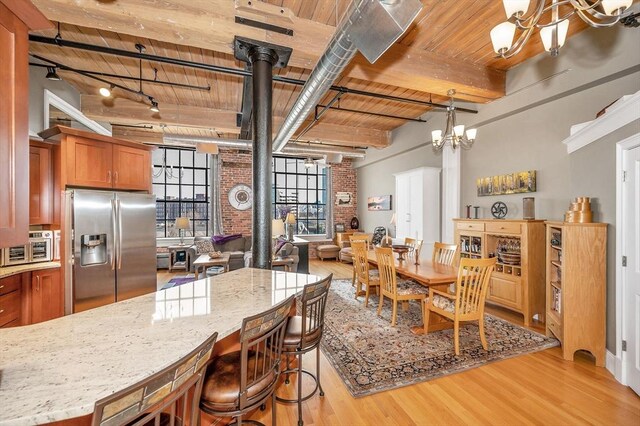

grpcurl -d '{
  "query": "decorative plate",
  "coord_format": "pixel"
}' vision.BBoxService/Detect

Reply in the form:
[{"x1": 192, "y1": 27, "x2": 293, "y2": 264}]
[
  {"x1": 228, "y1": 184, "x2": 252, "y2": 211},
  {"x1": 491, "y1": 201, "x2": 508, "y2": 219}
]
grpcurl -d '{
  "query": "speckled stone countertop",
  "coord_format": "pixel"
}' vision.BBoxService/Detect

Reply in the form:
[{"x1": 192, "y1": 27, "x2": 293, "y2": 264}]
[
  {"x1": 0, "y1": 268, "x2": 322, "y2": 425},
  {"x1": 0, "y1": 261, "x2": 61, "y2": 279}
]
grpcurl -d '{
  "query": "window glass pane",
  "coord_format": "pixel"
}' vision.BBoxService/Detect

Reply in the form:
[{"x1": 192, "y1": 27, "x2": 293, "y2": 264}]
[
  {"x1": 166, "y1": 185, "x2": 180, "y2": 200},
  {"x1": 156, "y1": 221, "x2": 166, "y2": 238},
  {"x1": 152, "y1": 148, "x2": 164, "y2": 165},
  {"x1": 307, "y1": 191, "x2": 316, "y2": 203},
  {"x1": 166, "y1": 149, "x2": 180, "y2": 167},
  {"x1": 180, "y1": 150, "x2": 193, "y2": 167},
  {"x1": 275, "y1": 157, "x2": 286, "y2": 172},
  {"x1": 193, "y1": 203, "x2": 209, "y2": 220},
  {"x1": 275, "y1": 173, "x2": 285, "y2": 188},
  {"x1": 156, "y1": 203, "x2": 166, "y2": 221},
  {"x1": 307, "y1": 175, "x2": 317, "y2": 189},
  {"x1": 152, "y1": 167, "x2": 165, "y2": 184},
  {"x1": 194, "y1": 185, "x2": 208, "y2": 201},
  {"x1": 181, "y1": 186, "x2": 193, "y2": 200},
  {"x1": 286, "y1": 174, "x2": 296, "y2": 188},
  {"x1": 297, "y1": 175, "x2": 308, "y2": 188},
  {"x1": 194, "y1": 220, "x2": 208, "y2": 236},
  {"x1": 180, "y1": 203, "x2": 194, "y2": 219},
  {"x1": 195, "y1": 152, "x2": 208, "y2": 168},
  {"x1": 166, "y1": 170, "x2": 180, "y2": 184},
  {"x1": 195, "y1": 169, "x2": 207, "y2": 185},
  {"x1": 166, "y1": 202, "x2": 179, "y2": 221},
  {"x1": 182, "y1": 168, "x2": 194, "y2": 185},
  {"x1": 153, "y1": 184, "x2": 165, "y2": 200}
]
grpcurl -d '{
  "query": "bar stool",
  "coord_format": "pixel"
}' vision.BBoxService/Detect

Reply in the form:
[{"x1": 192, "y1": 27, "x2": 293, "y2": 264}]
[
  {"x1": 92, "y1": 332, "x2": 218, "y2": 426},
  {"x1": 276, "y1": 274, "x2": 332, "y2": 426},
  {"x1": 200, "y1": 296, "x2": 295, "y2": 426}
]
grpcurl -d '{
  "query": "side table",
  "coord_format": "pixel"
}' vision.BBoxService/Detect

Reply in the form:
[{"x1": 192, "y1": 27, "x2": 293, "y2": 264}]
[{"x1": 168, "y1": 245, "x2": 189, "y2": 272}]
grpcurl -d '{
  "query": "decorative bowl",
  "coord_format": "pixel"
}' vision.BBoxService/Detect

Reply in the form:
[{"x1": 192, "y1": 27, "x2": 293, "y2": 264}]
[
  {"x1": 498, "y1": 252, "x2": 521, "y2": 265},
  {"x1": 209, "y1": 251, "x2": 222, "y2": 259}
]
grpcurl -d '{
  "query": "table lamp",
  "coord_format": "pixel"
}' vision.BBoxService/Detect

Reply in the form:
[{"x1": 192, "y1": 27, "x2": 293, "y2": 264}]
[
  {"x1": 175, "y1": 217, "x2": 190, "y2": 246},
  {"x1": 285, "y1": 212, "x2": 296, "y2": 241},
  {"x1": 385, "y1": 213, "x2": 397, "y2": 246},
  {"x1": 272, "y1": 219, "x2": 285, "y2": 238}
]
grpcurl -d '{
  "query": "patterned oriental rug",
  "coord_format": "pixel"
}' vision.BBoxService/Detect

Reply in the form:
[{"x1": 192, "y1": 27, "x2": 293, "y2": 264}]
[{"x1": 321, "y1": 279, "x2": 558, "y2": 398}]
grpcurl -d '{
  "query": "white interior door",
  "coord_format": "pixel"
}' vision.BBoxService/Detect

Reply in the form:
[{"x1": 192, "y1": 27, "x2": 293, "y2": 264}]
[{"x1": 623, "y1": 145, "x2": 640, "y2": 395}]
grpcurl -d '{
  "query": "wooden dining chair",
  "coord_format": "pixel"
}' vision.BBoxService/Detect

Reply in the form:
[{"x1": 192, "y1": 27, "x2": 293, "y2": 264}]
[
  {"x1": 92, "y1": 332, "x2": 218, "y2": 426},
  {"x1": 351, "y1": 240, "x2": 379, "y2": 307},
  {"x1": 432, "y1": 242, "x2": 458, "y2": 266},
  {"x1": 404, "y1": 237, "x2": 424, "y2": 262},
  {"x1": 348, "y1": 234, "x2": 372, "y2": 286},
  {"x1": 375, "y1": 246, "x2": 428, "y2": 326},
  {"x1": 423, "y1": 257, "x2": 497, "y2": 355}
]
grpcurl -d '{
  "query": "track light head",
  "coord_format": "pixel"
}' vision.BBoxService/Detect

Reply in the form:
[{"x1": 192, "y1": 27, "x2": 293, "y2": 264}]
[
  {"x1": 99, "y1": 85, "x2": 112, "y2": 97},
  {"x1": 45, "y1": 66, "x2": 61, "y2": 81},
  {"x1": 149, "y1": 99, "x2": 160, "y2": 113}
]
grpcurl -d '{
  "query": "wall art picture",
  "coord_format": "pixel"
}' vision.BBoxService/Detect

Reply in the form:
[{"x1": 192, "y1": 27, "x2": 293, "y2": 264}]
[
  {"x1": 367, "y1": 195, "x2": 392, "y2": 211},
  {"x1": 335, "y1": 192, "x2": 354, "y2": 206},
  {"x1": 477, "y1": 170, "x2": 536, "y2": 197}
]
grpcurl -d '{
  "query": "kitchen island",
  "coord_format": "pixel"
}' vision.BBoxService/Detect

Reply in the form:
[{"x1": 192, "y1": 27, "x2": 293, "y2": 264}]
[{"x1": 0, "y1": 268, "x2": 322, "y2": 425}]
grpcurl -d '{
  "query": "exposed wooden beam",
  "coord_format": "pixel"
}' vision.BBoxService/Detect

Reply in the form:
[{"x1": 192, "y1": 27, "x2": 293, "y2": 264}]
[
  {"x1": 82, "y1": 95, "x2": 390, "y2": 148},
  {"x1": 32, "y1": 0, "x2": 505, "y2": 100}
]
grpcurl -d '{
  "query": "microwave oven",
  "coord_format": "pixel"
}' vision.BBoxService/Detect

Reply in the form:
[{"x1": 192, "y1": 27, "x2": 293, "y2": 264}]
[{"x1": 1, "y1": 231, "x2": 54, "y2": 267}]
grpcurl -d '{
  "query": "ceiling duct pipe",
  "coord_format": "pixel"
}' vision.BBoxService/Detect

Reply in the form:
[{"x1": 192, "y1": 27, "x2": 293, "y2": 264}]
[
  {"x1": 272, "y1": 0, "x2": 423, "y2": 153},
  {"x1": 162, "y1": 135, "x2": 367, "y2": 158}
]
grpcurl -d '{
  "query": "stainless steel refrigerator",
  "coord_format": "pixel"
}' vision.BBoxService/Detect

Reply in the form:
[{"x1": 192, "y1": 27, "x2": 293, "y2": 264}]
[{"x1": 65, "y1": 189, "x2": 157, "y2": 313}]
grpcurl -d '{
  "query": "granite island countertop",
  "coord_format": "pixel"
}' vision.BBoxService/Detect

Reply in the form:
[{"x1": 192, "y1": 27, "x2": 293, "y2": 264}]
[
  {"x1": 0, "y1": 268, "x2": 322, "y2": 425},
  {"x1": 0, "y1": 261, "x2": 61, "y2": 279}
]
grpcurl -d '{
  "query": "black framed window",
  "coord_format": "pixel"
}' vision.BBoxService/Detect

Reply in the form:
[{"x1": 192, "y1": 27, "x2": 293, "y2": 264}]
[
  {"x1": 153, "y1": 147, "x2": 210, "y2": 238},
  {"x1": 272, "y1": 156, "x2": 327, "y2": 235}
]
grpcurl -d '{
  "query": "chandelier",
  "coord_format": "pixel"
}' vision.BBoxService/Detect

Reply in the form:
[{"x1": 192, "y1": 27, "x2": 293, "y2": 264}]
[
  {"x1": 152, "y1": 150, "x2": 184, "y2": 180},
  {"x1": 431, "y1": 90, "x2": 477, "y2": 151},
  {"x1": 490, "y1": 0, "x2": 634, "y2": 58}
]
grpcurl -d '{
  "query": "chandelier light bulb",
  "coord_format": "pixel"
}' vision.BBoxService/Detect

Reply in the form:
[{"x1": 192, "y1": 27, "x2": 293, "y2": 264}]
[
  {"x1": 431, "y1": 130, "x2": 443, "y2": 143},
  {"x1": 503, "y1": 0, "x2": 530, "y2": 18},
  {"x1": 540, "y1": 19, "x2": 570, "y2": 55},
  {"x1": 453, "y1": 124, "x2": 465, "y2": 137},
  {"x1": 601, "y1": 0, "x2": 632, "y2": 15},
  {"x1": 466, "y1": 128, "x2": 477, "y2": 141},
  {"x1": 99, "y1": 86, "x2": 111, "y2": 97},
  {"x1": 490, "y1": 22, "x2": 517, "y2": 55}
]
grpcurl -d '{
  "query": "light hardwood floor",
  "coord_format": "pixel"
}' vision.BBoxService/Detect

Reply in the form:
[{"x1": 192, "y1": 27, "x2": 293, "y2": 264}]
[{"x1": 158, "y1": 260, "x2": 640, "y2": 426}]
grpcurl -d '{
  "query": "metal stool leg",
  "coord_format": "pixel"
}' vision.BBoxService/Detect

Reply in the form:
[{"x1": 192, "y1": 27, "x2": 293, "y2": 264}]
[
  {"x1": 272, "y1": 391, "x2": 277, "y2": 426},
  {"x1": 284, "y1": 354, "x2": 291, "y2": 385},
  {"x1": 317, "y1": 347, "x2": 324, "y2": 397},
  {"x1": 297, "y1": 353, "x2": 303, "y2": 426}
]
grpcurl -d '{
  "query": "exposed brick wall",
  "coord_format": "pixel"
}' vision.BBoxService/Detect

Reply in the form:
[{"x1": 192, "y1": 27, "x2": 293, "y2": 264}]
[{"x1": 217, "y1": 149, "x2": 358, "y2": 239}]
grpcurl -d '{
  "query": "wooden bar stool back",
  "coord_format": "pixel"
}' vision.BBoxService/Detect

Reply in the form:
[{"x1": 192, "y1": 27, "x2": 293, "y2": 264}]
[
  {"x1": 277, "y1": 274, "x2": 333, "y2": 426},
  {"x1": 351, "y1": 240, "x2": 380, "y2": 307},
  {"x1": 423, "y1": 257, "x2": 496, "y2": 355},
  {"x1": 200, "y1": 296, "x2": 295, "y2": 426},
  {"x1": 375, "y1": 247, "x2": 428, "y2": 326},
  {"x1": 92, "y1": 332, "x2": 218, "y2": 426},
  {"x1": 432, "y1": 242, "x2": 458, "y2": 266}
]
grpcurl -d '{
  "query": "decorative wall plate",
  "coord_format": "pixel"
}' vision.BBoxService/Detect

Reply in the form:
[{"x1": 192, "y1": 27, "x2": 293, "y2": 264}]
[
  {"x1": 491, "y1": 201, "x2": 508, "y2": 219},
  {"x1": 228, "y1": 184, "x2": 252, "y2": 211}
]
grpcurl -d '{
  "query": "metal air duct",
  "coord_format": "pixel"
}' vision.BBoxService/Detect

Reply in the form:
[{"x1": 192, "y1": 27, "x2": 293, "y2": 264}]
[{"x1": 272, "y1": 0, "x2": 422, "y2": 153}]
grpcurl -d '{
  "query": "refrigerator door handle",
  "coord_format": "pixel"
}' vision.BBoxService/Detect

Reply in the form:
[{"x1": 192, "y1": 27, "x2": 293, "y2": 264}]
[
  {"x1": 117, "y1": 199, "x2": 123, "y2": 270},
  {"x1": 111, "y1": 199, "x2": 117, "y2": 271}
]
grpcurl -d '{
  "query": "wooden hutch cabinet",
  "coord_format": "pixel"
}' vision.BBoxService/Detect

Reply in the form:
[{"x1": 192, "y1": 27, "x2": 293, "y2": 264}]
[
  {"x1": 29, "y1": 141, "x2": 54, "y2": 225},
  {"x1": 453, "y1": 219, "x2": 546, "y2": 326},
  {"x1": 0, "y1": 1, "x2": 52, "y2": 246}
]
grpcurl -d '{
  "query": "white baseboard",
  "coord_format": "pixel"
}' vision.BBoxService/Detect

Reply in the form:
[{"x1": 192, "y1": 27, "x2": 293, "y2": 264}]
[{"x1": 606, "y1": 350, "x2": 624, "y2": 384}]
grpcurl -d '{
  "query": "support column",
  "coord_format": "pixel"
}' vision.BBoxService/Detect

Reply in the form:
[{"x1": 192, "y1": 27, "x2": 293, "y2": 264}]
[{"x1": 234, "y1": 37, "x2": 291, "y2": 270}]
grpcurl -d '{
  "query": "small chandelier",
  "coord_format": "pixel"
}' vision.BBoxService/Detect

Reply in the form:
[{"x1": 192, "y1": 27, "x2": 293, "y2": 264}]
[
  {"x1": 431, "y1": 90, "x2": 477, "y2": 151},
  {"x1": 490, "y1": 0, "x2": 634, "y2": 59},
  {"x1": 152, "y1": 150, "x2": 184, "y2": 180}
]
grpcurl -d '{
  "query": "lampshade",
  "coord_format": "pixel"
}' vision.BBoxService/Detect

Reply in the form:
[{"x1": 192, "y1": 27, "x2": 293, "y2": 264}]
[
  {"x1": 285, "y1": 212, "x2": 297, "y2": 224},
  {"x1": 601, "y1": 0, "x2": 632, "y2": 15},
  {"x1": 453, "y1": 124, "x2": 465, "y2": 137},
  {"x1": 465, "y1": 128, "x2": 477, "y2": 141},
  {"x1": 390, "y1": 213, "x2": 397, "y2": 225},
  {"x1": 431, "y1": 130, "x2": 443, "y2": 143},
  {"x1": 175, "y1": 217, "x2": 190, "y2": 230},
  {"x1": 540, "y1": 19, "x2": 570, "y2": 53},
  {"x1": 272, "y1": 219, "x2": 285, "y2": 237},
  {"x1": 490, "y1": 22, "x2": 516, "y2": 54},
  {"x1": 503, "y1": 0, "x2": 530, "y2": 18}
]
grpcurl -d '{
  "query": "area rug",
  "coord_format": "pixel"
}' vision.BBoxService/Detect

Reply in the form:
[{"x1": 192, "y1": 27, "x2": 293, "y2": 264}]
[
  {"x1": 320, "y1": 279, "x2": 558, "y2": 397},
  {"x1": 161, "y1": 275, "x2": 195, "y2": 289}
]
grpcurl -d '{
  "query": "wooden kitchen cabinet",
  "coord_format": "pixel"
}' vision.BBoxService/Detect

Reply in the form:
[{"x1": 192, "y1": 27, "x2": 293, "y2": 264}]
[
  {"x1": 30, "y1": 268, "x2": 63, "y2": 324},
  {"x1": 29, "y1": 142, "x2": 53, "y2": 225},
  {"x1": 0, "y1": 1, "x2": 52, "y2": 247},
  {"x1": 66, "y1": 135, "x2": 114, "y2": 189},
  {"x1": 0, "y1": 274, "x2": 23, "y2": 328},
  {"x1": 113, "y1": 144, "x2": 151, "y2": 190}
]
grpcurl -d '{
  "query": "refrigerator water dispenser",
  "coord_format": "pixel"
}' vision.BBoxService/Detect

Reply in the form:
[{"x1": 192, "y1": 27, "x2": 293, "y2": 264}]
[{"x1": 80, "y1": 234, "x2": 107, "y2": 266}]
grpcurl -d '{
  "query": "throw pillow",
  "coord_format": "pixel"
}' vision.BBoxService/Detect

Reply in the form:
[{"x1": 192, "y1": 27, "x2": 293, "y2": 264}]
[
  {"x1": 195, "y1": 239, "x2": 214, "y2": 254},
  {"x1": 211, "y1": 234, "x2": 242, "y2": 245},
  {"x1": 273, "y1": 237, "x2": 287, "y2": 256}
]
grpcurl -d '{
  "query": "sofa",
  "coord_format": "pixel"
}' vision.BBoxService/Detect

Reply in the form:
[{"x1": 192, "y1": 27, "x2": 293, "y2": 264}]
[
  {"x1": 186, "y1": 236, "x2": 252, "y2": 272},
  {"x1": 244, "y1": 240, "x2": 300, "y2": 272}
]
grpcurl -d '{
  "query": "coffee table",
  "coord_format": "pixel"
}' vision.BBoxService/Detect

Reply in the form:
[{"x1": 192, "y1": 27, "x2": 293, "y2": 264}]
[{"x1": 193, "y1": 253, "x2": 230, "y2": 279}]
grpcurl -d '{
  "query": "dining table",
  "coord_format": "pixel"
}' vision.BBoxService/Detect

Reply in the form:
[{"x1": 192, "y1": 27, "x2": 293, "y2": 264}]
[{"x1": 367, "y1": 249, "x2": 458, "y2": 334}]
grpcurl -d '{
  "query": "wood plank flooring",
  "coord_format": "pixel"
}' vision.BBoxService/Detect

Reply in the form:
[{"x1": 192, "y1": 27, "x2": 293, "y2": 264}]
[{"x1": 158, "y1": 260, "x2": 640, "y2": 426}]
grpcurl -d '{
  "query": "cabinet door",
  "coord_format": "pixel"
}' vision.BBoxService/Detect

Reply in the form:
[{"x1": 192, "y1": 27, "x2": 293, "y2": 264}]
[
  {"x1": 0, "y1": 11, "x2": 29, "y2": 247},
  {"x1": 67, "y1": 136, "x2": 113, "y2": 188},
  {"x1": 112, "y1": 144, "x2": 151, "y2": 191},
  {"x1": 29, "y1": 144, "x2": 53, "y2": 224},
  {"x1": 31, "y1": 268, "x2": 63, "y2": 324},
  {"x1": 488, "y1": 276, "x2": 522, "y2": 310}
]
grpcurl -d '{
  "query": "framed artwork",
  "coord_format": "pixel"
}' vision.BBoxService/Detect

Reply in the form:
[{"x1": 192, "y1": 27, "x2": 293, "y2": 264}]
[
  {"x1": 335, "y1": 192, "x2": 353, "y2": 206},
  {"x1": 367, "y1": 195, "x2": 392, "y2": 211},
  {"x1": 335, "y1": 223, "x2": 345, "y2": 232},
  {"x1": 477, "y1": 170, "x2": 536, "y2": 197}
]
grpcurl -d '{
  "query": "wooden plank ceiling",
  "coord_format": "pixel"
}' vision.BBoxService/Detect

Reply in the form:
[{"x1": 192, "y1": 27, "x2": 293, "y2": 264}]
[{"x1": 30, "y1": 0, "x2": 589, "y2": 149}]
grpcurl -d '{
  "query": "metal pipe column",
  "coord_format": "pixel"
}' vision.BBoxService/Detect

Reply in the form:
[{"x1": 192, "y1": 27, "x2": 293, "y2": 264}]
[{"x1": 249, "y1": 47, "x2": 277, "y2": 269}]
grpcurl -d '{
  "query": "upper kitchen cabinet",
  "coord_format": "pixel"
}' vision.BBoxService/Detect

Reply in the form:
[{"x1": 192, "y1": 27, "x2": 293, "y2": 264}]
[
  {"x1": 0, "y1": 0, "x2": 52, "y2": 247},
  {"x1": 39, "y1": 126, "x2": 154, "y2": 193},
  {"x1": 29, "y1": 141, "x2": 53, "y2": 225}
]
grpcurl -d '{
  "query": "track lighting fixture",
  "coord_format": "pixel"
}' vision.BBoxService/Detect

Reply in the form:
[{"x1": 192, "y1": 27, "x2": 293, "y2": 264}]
[
  {"x1": 45, "y1": 66, "x2": 61, "y2": 81},
  {"x1": 99, "y1": 85, "x2": 113, "y2": 97},
  {"x1": 149, "y1": 99, "x2": 160, "y2": 113}
]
